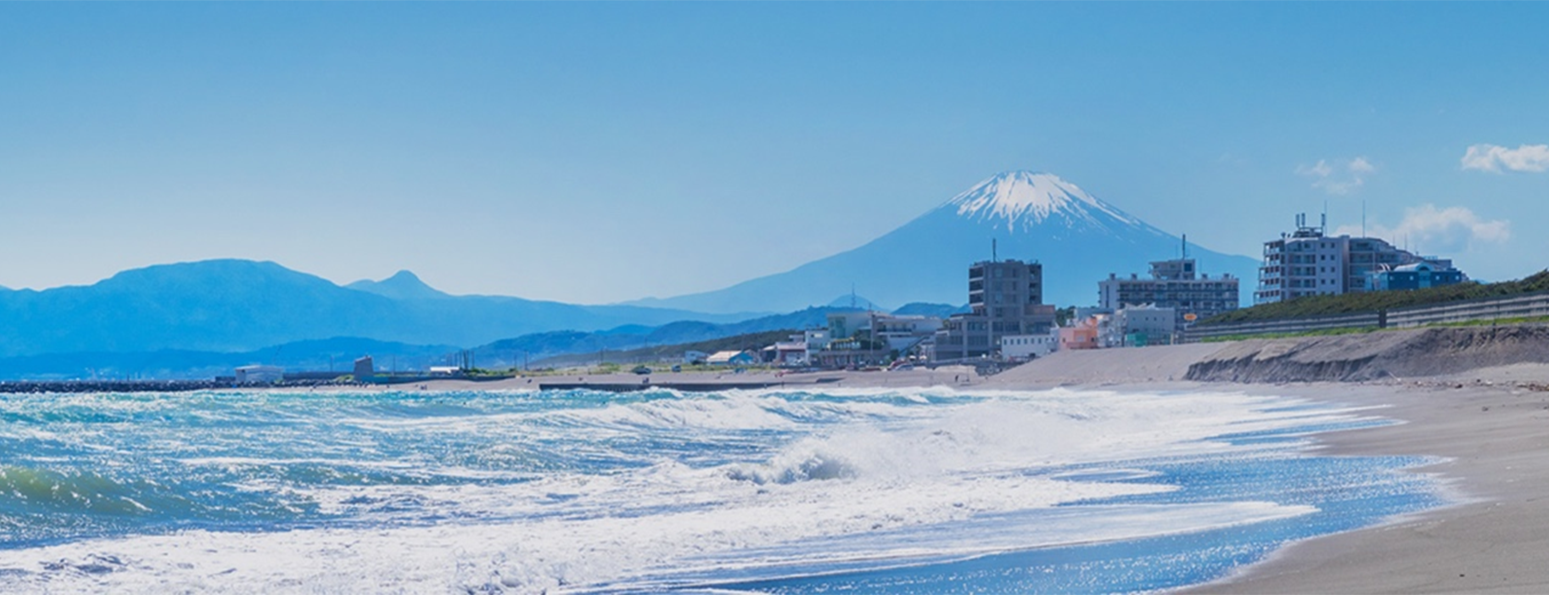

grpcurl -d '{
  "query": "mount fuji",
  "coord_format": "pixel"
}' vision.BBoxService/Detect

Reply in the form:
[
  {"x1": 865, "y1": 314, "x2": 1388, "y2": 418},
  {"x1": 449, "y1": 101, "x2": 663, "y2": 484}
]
[{"x1": 629, "y1": 171, "x2": 1261, "y2": 313}]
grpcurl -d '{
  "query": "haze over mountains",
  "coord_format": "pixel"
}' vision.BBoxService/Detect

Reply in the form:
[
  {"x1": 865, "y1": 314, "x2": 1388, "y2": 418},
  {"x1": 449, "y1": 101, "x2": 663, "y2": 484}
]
[
  {"x1": 628, "y1": 171, "x2": 1259, "y2": 313},
  {"x1": 0, "y1": 170, "x2": 1260, "y2": 378},
  {"x1": 0, "y1": 260, "x2": 926, "y2": 379},
  {"x1": 0, "y1": 260, "x2": 752, "y2": 358}
]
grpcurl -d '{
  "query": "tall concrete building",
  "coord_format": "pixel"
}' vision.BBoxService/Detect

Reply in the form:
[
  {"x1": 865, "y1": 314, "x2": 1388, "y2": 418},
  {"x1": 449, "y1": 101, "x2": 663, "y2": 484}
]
[
  {"x1": 933, "y1": 259, "x2": 1057, "y2": 362},
  {"x1": 1098, "y1": 257, "x2": 1239, "y2": 325},
  {"x1": 1256, "y1": 213, "x2": 1464, "y2": 304}
]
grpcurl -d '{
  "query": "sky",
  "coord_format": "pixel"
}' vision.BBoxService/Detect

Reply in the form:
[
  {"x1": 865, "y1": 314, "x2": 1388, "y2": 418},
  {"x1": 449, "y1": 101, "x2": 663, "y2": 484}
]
[{"x1": 2, "y1": 3, "x2": 1546, "y2": 304}]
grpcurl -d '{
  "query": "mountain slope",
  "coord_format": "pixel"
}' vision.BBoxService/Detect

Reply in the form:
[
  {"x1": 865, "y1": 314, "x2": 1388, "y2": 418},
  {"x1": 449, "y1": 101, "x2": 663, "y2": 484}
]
[
  {"x1": 473, "y1": 306, "x2": 847, "y2": 365},
  {"x1": 346, "y1": 271, "x2": 451, "y2": 301},
  {"x1": 0, "y1": 305, "x2": 848, "y2": 380},
  {"x1": 0, "y1": 260, "x2": 756, "y2": 357},
  {"x1": 629, "y1": 171, "x2": 1259, "y2": 312}
]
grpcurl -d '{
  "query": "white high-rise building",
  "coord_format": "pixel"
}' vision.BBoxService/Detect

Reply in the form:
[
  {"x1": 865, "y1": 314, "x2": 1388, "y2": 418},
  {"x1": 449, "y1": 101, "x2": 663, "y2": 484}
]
[{"x1": 1255, "y1": 213, "x2": 1459, "y2": 304}]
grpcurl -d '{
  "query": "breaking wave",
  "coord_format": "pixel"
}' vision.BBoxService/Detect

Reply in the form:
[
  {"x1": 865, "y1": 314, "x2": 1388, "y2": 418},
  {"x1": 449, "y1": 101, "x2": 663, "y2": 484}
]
[{"x1": 0, "y1": 387, "x2": 1446, "y2": 593}]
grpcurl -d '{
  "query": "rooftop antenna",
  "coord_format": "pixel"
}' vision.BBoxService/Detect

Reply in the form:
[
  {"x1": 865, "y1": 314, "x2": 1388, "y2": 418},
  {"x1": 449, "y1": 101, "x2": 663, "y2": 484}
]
[
  {"x1": 1361, "y1": 199, "x2": 1367, "y2": 237},
  {"x1": 992, "y1": 238, "x2": 998, "y2": 263},
  {"x1": 850, "y1": 283, "x2": 857, "y2": 310},
  {"x1": 1181, "y1": 233, "x2": 1188, "y2": 260}
]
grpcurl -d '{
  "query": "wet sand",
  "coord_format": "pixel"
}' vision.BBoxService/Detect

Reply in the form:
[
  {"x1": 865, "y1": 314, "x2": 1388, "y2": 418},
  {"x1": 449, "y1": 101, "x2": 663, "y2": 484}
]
[
  {"x1": 411, "y1": 344, "x2": 1549, "y2": 593},
  {"x1": 1185, "y1": 375, "x2": 1549, "y2": 594},
  {"x1": 992, "y1": 346, "x2": 1549, "y2": 593}
]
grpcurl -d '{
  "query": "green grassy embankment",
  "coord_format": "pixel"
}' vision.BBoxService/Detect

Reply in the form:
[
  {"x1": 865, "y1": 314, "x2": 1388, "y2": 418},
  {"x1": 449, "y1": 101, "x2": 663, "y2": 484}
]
[{"x1": 1200, "y1": 270, "x2": 1549, "y2": 326}]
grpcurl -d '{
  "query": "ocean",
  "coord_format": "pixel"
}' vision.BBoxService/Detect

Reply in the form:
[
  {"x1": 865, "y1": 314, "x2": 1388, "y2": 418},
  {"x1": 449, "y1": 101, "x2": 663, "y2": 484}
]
[{"x1": 0, "y1": 387, "x2": 1447, "y2": 593}]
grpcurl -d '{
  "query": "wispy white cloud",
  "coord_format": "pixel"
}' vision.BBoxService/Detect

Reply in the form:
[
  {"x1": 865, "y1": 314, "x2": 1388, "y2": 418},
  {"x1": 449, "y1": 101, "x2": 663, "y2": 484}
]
[
  {"x1": 1297, "y1": 156, "x2": 1374, "y2": 195},
  {"x1": 1334, "y1": 204, "x2": 1510, "y2": 254},
  {"x1": 1461, "y1": 144, "x2": 1549, "y2": 173}
]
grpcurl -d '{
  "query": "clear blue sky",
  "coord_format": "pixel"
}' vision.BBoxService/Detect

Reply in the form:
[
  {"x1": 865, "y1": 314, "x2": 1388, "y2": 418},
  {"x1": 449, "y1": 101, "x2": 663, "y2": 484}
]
[{"x1": 3, "y1": 3, "x2": 1546, "y2": 303}]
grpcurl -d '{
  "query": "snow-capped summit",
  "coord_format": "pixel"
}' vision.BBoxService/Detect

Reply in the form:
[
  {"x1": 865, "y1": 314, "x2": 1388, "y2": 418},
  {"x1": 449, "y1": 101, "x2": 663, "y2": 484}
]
[
  {"x1": 946, "y1": 171, "x2": 1143, "y2": 233},
  {"x1": 629, "y1": 170, "x2": 1259, "y2": 313}
]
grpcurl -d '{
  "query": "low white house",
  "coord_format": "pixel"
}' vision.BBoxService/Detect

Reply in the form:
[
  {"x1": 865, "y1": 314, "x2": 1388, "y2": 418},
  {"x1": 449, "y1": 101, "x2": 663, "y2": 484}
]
[
  {"x1": 234, "y1": 365, "x2": 284, "y2": 383},
  {"x1": 872, "y1": 314, "x2": 944, "y2": 352},
  {"x1": 1000, "y1": 329, "x2": 1060, "y2": 360},
  {"x1": 802, "y1": 329, "x2": 831, "y2": 362},
  {"x1": 683, "y1": 350, "x2": 710, "y2": 364},
  {"x1": 705, "y1": 350, "x2": 756, "y2": 366},
  {"x1": 762, "y1": 341, "x2": 808, "y2": 366}
]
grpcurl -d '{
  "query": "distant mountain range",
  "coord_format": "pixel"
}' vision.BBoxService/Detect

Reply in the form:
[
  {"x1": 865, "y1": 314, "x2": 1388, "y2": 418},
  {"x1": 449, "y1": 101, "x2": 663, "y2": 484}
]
[
  {"x1": 626, "y1": 171, "x2": 1260, "y2": 313},
  {"x1": 473, "y1": 305, "x2": 863, "y2": 367},
  {"x1": 0, "y1": 169, "x2": 1257, "y2": 377},
  {"x1": 0, "y1": 260, "x2": 754, "y2": 358},
  {"x1": 0, "y1": 303, "x2": 967, "y2": 380}
]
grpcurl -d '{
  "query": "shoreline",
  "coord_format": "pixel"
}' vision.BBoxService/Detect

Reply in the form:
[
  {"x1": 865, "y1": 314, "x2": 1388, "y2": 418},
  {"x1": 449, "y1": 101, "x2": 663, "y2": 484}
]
[
  {"x1": 986, "y1": 340, "x2": 1549, "y2": 594},
  {"x1": 404, "y1": 347, "x2": 1549, "y2": 593},
  {"x1": 1180, "y1": 376, "x2": 1549, "y2": 594},
  {"x1": 16, "y1": 330, "x2": 1549, "y2": 592}
]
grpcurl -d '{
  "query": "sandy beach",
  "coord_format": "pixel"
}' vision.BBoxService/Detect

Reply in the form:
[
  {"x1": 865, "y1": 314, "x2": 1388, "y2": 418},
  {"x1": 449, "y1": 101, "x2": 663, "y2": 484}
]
[
  {"x1": 1005, "y1": 335, "x2": 1549, "y2": 593},
  {"x1": 1185, "y1": 380, "x2": 1549, "y2": 593},
  {"x1": 10, "y1": 327, "x2": 1548, "y2": 592},
  {"x1": 399, "y1": 325, "x2": 1549, "y2": 593}
]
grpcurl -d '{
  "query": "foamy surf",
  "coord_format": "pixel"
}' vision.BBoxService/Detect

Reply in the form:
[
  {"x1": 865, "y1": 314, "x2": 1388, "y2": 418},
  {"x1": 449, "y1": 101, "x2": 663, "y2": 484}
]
[{"x1": 0, "y1": 387, "x2": 1444, "y2": 593}]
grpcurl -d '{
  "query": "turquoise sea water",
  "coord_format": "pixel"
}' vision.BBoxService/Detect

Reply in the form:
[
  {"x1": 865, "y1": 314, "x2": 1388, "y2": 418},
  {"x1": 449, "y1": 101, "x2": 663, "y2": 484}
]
[{"x1": 0, "y1": 387, "x2": 1445, "y2": 592}]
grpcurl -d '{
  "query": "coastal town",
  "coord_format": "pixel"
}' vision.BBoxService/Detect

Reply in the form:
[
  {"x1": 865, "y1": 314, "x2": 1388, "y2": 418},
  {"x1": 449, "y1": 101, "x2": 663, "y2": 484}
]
[
  {"x1": 734, "y1": 211, "x2": 1466, "y2": 371},
  {"x1": 10, "y1": 4, "x2": 1549, "y2": 593},
  {"x1": 276, "y1": 210, "x2": 1472, "y2": 385}
]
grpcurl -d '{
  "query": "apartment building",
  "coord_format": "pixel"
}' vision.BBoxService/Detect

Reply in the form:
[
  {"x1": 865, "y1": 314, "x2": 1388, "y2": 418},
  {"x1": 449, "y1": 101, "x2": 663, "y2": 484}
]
[
  {"x1": 1098, "y1": 258, "x2": 1239, "y2": 325},
  {"x1": 1256, "y1": 213, "x2": 1463, "y2": 304},
  {"x1": 933, "y1": 259, "x2": 1057, "y2": 362}
]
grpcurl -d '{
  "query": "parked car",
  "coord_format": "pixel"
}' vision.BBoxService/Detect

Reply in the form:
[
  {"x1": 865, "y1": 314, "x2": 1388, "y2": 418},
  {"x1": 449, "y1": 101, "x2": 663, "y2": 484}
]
[{"x1": 631, "y1": 365, "x2": 651, "y2": 375}]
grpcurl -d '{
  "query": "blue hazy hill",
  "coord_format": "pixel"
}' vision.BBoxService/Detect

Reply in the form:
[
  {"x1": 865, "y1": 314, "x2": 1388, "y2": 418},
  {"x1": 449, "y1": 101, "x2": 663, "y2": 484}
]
[
  {"x1": 474, "y1": 306, "x2": 851, "y2": 365},
  {"x1": 626, "y1": 171, "x2": 1261, "y2": 313},
  {"x1": 0, "y1": 260, "x2": 754, "y2": 358},
  {"x1": 346, "y1": 270, "x2": 452, "y2": 301},
  {"x1": 0, "y1": 307, "x2": 854, "y2": 380},
  {"x1": 891, "y1": 302, "x2": 970, "y2": 318}
]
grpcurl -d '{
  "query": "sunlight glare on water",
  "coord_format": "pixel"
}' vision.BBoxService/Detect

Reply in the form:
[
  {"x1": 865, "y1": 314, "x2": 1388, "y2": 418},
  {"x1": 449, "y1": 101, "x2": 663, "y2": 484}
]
[{"x1": 0, "y1": 387, "x2": 1444, "y2": 593}]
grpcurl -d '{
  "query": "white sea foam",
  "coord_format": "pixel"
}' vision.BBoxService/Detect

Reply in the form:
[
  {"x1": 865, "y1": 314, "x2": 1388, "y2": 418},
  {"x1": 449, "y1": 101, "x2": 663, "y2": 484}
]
[{"x1": 0, "y1": 387, "x2": 1394, "y2": 593}]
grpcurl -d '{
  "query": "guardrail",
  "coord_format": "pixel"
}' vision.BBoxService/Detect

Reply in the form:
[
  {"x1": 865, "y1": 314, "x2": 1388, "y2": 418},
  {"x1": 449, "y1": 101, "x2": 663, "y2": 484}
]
[
  {"x1": 1386, "y1": 292, "x2": 1549, "y2": 328},
  {"x1": 1182, "y1": 290, "x2": 1549, "y2": 342},
  {"x1": 1182, "y1": 311, "x2": 1382, "y2": 342}
]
